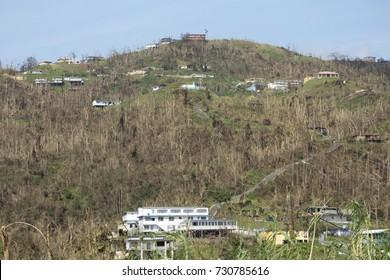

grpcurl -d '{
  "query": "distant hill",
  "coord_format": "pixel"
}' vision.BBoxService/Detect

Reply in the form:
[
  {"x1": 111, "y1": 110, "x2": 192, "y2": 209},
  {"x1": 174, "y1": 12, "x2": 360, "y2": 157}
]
[{"x1": 108, "y1": 39, "x2": 390, "y2": 86}]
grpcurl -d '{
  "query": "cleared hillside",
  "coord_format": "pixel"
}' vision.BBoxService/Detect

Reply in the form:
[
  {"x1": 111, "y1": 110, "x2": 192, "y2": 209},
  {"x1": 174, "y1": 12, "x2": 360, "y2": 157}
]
[{"x1": 1, "y1": 40, "x2": 390, "y2": 259}]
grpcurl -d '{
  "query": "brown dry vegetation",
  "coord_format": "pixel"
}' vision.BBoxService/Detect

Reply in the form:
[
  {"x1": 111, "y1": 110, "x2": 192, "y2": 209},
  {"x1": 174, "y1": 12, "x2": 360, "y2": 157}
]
[{"x1": 1, "y1": 40, "x2": 390, "y2": 259}]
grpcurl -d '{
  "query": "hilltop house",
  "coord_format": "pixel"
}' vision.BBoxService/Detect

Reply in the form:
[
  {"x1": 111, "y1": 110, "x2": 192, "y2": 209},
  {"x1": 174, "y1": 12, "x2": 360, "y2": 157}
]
[
  {"x1": 56, "y1": 56, "x2": 73, "y2": 64},
  {"x1": 160, "y1": 37, "x2": 173, "y2": 45},
  {"x1": 146, "y1": 43, "x2": 158, "y2": 50},
  {"x1": 38, "y1": 61, "x2": 52, "y2": 66},
  {"x1": 362, "y1": 56, "x2": 376, "y2": 62},
  {"x1": 304, "y1": 71, "x2": 340, "y2": 84},
  {"x1": 317, "y1": 71, "x2": 339, "y2": 78},
  {"x1": 56, "y1": 56, "x2": 81, "y2": 64},
  {"x1": 84, "y1": 56, "x2": 104, "y2": 64},
  {"x1": 182, "y1": 33, "x2": 206, "y2": 42}
]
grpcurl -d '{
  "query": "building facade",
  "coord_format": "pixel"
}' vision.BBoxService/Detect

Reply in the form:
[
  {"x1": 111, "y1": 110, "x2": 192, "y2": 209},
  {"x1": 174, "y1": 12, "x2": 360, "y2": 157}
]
[
  {"x1": 183, "y1": 33, "x2": 206, "y2": 41},
  {"x1": 121, "y1": 206, "x2": 237, "y2": 234},
  {"x1": 317, "y1": 71, "x2": 339, "y2": 78}
]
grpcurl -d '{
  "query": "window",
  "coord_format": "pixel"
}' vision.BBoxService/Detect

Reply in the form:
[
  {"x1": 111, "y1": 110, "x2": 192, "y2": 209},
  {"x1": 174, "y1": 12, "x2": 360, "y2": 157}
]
[
  {"x1": 169, "y1": 217, "x2": 174, "y2": 221},
  {"x1": 196, "y1": 208, "x2": 208, "y2": 213},
  {"x1": 157, "y1": 209, "x2": 168, "y2": 213},
  {"x1": 158, "y1": 217, "x2": 164, "y2": 221},
  {"x1": 170, "y1": 209, "x2": 181, "y2": 213},
  {"x1": 183, "y1": 209, "x2": 194, "y2": 213}
]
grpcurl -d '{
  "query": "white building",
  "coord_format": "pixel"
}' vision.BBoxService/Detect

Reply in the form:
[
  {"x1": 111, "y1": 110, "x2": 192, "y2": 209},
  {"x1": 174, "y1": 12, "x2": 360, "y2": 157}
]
[
  {"x1": 306, "y1": 205, "x2": 349, "y2": 224},
  {"x1": 317, "y1": 71, "x2": 339, "y2": 78},
  {"x1": 121, "y1": 206, "x2": 237, "y2": 234},
  {"x1": 92, "y1": 100, "x2": 122, "y2": 107},
  {"x1": 146, "y1": 43, "x2": 158, "y2": 50},
  {"x1": 181, "y1": 82, "x2": 202, "y2": 90},
  {"x1": 267, "y1": 81, "x2": 288, "y2": 90},
  {"x1": 114, "y1": 206, "x2": 237, "y2": 259}
]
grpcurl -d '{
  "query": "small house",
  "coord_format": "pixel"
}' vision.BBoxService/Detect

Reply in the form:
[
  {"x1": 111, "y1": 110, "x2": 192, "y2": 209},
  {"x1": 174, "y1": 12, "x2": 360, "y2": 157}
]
[
  {"x1": 260, "y1": 230, "x2": 309, "y2": 246},
  {"x1": 31, "y1": 70, "x2": 43, "y2": 75},
  {"x1": 68, "y1": 77, "x2": 84, "y2": 86},
  {"x1": 351, "y1": 134, "x2": 386, "y2": 143},
  {"x1": 306, "y1": 205, "x2": 349, "y2": 224},
  {"x1": 362, "y1": 56, "x2": 376, "y2": 62},
  {"x1": 181, "y1": 82, "x2": 202, "y2": 90},
  {"x1": 267, "y1": 81, "x2": 288, "y2": 91},
  {"x1": 146, "y1": 43, "x2": 158, "y2": 50},
  {"x1": 38, "y1": 61, "x2": 52, "y2": 66},
  {"x1": 92, "y1": 100, "x2": 121, "y2": 107},
  {"x1": 56, "y1": 56, "x2": 73, "y2": 64},
  {"x1": 317, "y1": 71, "x2": 339, "y2": 78},
  {"x1": 34, "y1": 78, "x2": 47, "y2": 85},
  {"x1": 84, "y1": 56, "x2": 104, "y2": 64},
  {"x1": 160, "y1": 37, "x2": 173, "y2": 45},
  {"x1": 49, "y1": 78, "x2": 64, "y2": 86},
  {"x1": 182, "y1": 33, "x2": 206, "y2": 41}
]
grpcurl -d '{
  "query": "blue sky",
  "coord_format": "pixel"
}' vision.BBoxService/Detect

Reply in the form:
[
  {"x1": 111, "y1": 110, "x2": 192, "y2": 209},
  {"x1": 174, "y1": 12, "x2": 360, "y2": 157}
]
[{"x1": 1, "y1": 0, "x2": 389, "y2": 67}]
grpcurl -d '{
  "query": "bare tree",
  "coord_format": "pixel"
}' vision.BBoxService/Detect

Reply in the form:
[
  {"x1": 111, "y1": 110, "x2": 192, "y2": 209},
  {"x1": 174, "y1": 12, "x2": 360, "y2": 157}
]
[{"x1": 20, "y1": 56, "x2": 38, "y2": 71}]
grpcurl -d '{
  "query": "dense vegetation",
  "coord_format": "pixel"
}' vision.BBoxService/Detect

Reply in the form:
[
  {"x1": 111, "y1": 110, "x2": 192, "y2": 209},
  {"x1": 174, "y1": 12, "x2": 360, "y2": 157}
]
[{"x1": 0, "y1": 40, "x2": 389, "y2": 259}]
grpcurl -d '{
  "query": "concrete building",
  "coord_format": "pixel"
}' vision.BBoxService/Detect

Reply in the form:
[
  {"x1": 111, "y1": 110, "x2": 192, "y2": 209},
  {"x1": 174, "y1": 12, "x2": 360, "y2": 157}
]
[
  {"x1": 306, "y1": 205, "x2": 349, "y2": 224},
  {"x1": 121, "y1": 206, "x2": 237, "y2": 235},
  {"x1": 160, "y1": 37, "x2": 173, "y2": 45},
  {"x1": 115, "y1": 206, "x2": 237, "y2": 259},
  {"x1": 84, "y1": 56, "x2": 104, "y2": 64},
  {"x1": 267, "y1": 81, "x2": 288, "y2": 91},
  {"x1": 362, "y1": 56, "x2": 376, "y2": 62},
  {"x1": 181, "y1": 81, "x2": 202, "y2": 90},
  {"x1": 146, "y1": 43, "x2": 158, "y2": 50},
  {"x1": 183, "y1": 33, "x2": 206, "y2": 41},
  {"x1": 317, "y1": 71, "x2": 339, "y2": 78}
]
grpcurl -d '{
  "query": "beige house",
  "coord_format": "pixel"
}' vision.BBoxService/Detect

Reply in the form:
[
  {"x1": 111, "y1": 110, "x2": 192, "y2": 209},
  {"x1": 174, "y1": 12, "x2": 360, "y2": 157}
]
[
  {"x1": 304, "y1": 71, "x2": 340, "y2": 84},
  {"x1": 317, "y1": 71, "x2": 339, "y2": 78}
]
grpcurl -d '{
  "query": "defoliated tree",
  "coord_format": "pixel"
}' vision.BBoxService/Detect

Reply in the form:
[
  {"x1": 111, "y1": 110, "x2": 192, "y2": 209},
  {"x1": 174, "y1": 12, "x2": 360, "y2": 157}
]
[{"x1": 20, "y1": 56, "x2": 38, "y2": 72}]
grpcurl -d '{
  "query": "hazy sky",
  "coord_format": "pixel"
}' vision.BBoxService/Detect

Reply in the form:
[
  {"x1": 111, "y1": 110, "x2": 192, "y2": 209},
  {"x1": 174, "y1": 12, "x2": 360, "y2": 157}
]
[{"x1": 1, "y1": 0, "x2": 389, "y2": 67}]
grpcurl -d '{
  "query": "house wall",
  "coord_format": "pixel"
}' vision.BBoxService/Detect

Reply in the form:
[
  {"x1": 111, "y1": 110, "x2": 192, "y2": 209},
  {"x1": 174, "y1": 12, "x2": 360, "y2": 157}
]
[
  {"x1": 123, "y1": 207, "x2": 209, "y2": 233},
  {"x1": 317, "y1": 72, "x2": 339, "y2": 78}
]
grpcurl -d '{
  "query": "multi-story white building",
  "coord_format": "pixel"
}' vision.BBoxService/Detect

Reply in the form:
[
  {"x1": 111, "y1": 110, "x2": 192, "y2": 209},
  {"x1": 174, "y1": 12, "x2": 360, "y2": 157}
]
[
  {"x1": 114, "y1": 207, "x2": 236, "y2": 259},
  {"x1": 121, "y1": 206, "x2": 237, "y2": 234}
]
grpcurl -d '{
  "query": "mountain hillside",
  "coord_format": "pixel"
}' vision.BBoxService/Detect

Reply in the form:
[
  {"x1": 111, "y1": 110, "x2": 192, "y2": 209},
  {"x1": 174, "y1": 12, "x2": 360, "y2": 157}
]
[{"x1": 1, "y1": 40, "x2": 390, "y2": 259}]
